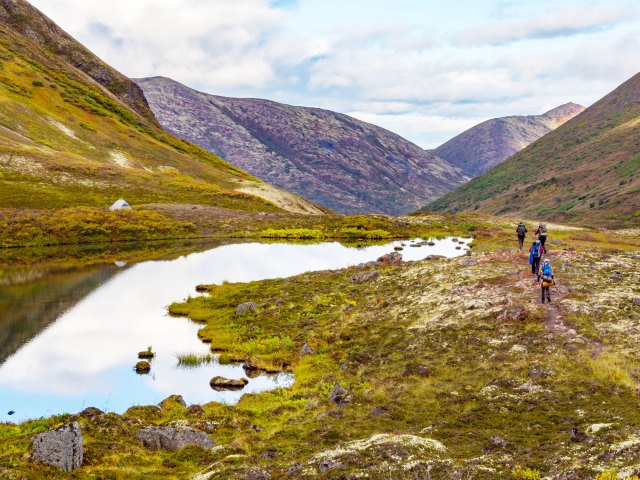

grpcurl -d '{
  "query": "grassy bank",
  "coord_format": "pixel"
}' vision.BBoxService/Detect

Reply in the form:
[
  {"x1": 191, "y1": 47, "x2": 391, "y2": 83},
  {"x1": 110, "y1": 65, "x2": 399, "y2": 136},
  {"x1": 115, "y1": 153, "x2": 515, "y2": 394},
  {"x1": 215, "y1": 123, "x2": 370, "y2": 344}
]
[{"x1": 1, "y1": 218, "x2": 639, "y2": 479}]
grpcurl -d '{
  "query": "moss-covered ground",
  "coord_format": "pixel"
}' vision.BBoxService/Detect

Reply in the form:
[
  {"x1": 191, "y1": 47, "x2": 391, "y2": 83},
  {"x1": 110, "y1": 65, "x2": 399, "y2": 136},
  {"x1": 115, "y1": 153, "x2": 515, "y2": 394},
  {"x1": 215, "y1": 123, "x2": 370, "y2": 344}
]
[{"x1": 1, "y1": 216, "x2": 639, "y2": 479}]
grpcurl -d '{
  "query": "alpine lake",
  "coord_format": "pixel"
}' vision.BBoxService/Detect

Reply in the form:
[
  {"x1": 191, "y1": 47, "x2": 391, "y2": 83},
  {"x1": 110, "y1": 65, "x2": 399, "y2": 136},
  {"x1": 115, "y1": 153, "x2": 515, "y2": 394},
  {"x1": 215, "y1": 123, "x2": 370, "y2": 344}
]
[{"x1": 0, "y1": 237, "x2": 471, "y2": 423}]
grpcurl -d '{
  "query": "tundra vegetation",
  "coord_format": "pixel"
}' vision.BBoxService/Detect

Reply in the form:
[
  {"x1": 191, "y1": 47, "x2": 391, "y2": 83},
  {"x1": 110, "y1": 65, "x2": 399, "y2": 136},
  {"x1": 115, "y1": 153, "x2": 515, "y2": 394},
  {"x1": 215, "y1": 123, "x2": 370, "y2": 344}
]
[{"x1": 1, "y1": 214, "x2": 639, "y2": 479}]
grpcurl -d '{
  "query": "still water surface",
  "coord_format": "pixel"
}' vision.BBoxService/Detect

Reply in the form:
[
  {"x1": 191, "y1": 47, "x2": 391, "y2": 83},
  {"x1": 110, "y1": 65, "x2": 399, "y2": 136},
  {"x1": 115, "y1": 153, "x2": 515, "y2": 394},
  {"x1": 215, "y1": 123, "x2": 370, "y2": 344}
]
[{"x1": 0, "y1": 238, "x2": 470, "y2": 422}]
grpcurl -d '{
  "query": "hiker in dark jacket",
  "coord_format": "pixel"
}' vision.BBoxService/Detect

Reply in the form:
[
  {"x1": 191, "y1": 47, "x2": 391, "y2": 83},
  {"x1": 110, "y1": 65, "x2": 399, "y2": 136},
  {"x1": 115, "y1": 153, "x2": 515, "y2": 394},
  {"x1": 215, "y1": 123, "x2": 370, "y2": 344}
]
[
  {"x1": 529, "y1": 239, "x2": 545, "y2": 274},
  {"x1": 535, "y1": 223, "x2": 548, "y2": 248},
  {"x1": 537, "y1": 259, "x2": 554, "y2": 303},
  {"x1": 516, "y1": 222, "x2": 527, "y2": 252}
]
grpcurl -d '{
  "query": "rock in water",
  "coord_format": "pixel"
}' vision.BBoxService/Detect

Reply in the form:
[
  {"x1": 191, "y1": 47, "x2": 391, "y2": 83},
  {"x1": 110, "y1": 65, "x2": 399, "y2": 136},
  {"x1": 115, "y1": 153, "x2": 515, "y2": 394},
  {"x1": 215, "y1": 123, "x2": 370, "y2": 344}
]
[
  {"x1": 31, "y1": 422, "x2": 83, "y2": 472},
  {"x1": 210, "y1": 376, "x2": 249, "y2": 391},
  {"x1": 136, "y1": 426, "x2": 215, "y2": 451}
]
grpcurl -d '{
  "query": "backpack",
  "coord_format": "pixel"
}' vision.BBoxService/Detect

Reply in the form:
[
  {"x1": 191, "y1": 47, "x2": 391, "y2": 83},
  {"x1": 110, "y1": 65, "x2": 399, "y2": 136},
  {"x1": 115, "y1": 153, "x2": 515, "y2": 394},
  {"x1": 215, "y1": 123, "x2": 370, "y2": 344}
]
[
  {"x1": 517, "y1": 224, "x2": 526, "y2": 235},
  {"x1": 538, "y1": 225, "x2": 548, "y2": 236},
  {"x1": 542, "y1": 264, "x2": 552, "y2": 276},
  {"x1": 532, "y1": 243, "x2": 541, "y2": 258}
]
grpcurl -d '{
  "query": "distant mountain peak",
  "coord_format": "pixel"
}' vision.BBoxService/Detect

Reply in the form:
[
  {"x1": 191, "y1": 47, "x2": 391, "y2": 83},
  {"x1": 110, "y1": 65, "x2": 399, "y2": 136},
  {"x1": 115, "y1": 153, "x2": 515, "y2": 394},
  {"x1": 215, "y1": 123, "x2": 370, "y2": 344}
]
[{"x1": 433, "y1": 103, "x2": 585, "y2": 177}]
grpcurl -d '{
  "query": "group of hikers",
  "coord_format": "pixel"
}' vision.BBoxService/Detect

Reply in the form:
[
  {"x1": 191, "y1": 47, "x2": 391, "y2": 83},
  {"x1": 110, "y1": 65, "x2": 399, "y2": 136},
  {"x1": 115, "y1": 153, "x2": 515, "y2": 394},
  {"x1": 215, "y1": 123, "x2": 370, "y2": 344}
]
[{"x1": 516, "y1": 222, "x2": 555, "y2": 303}]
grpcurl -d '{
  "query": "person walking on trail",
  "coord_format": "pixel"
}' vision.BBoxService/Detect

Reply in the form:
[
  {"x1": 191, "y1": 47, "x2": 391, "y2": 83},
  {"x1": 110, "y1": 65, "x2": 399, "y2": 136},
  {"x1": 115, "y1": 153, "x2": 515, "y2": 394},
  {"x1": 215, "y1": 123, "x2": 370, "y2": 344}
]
[
  {"x1": 537, "y1": 259, "x2": 555, "y2": 303},
  {"x1": 529, "y1": 239, "x2": 545, "y2": 274},
  {"x1": 535, "y1": 223, "x2": 548, "y2": 249},
  {"x1": 516, "y1": 222, "x2": 528, "y2": 252}
]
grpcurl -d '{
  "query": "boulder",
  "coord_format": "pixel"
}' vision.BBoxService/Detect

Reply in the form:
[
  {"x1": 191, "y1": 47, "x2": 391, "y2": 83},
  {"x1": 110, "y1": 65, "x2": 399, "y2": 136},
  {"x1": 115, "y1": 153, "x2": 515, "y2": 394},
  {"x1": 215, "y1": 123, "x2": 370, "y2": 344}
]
[
  {"x1": 210, "y1": 376, "x2": 249, "y2": 391},
  {"x1": 78, "y1": 407, "x2": 103, "y2": 419},
  {"x1": 236, "y1": 467, "x2": 272, "y2": 479},
  {"x1": 136, "y1": 426, "x2": 215, "y2": 451},
  {"x1": 328, "y1": 382, "x2": 350, "y2": 406},
  {"x1": 186, "y1": 404, "x2": 206, "y2": 417},
  {"x1": 31, "y1": 422, "x2": 83, "y2": 472},
  {"x1": 158, "y1": 395, "x2": 186, "y2": 410},
  {"x1": 349, "y1": 271, "x2": 379, "y2": 283},
  {"x1": 376, "y1": 252, "x2": 403, "y2": 265},
  {"x1": 299, "y1": 343, "x2": 316, "y2": 357},
  {"x1": 236, "y1": 302, "x2": 258, "y2": 315}
]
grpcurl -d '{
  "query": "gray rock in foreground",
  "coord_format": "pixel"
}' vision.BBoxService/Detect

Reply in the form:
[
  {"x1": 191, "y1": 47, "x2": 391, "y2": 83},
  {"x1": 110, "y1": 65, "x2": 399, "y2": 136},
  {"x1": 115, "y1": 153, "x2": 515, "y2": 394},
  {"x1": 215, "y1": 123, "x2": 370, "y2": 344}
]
[
  {"x1": 31, "y1": 421, "x2": 83, "y2": 472},
  {"x1": 136, "y1": 426, "x2": 215, "y2": 451}
]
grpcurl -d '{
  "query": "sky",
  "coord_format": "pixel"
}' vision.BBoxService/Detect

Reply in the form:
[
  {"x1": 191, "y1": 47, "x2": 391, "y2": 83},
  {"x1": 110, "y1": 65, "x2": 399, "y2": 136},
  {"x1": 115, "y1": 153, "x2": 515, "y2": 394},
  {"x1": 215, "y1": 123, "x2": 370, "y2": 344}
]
[{"x1": 29, "y1": 0, "x2": 640, "y2": 148}]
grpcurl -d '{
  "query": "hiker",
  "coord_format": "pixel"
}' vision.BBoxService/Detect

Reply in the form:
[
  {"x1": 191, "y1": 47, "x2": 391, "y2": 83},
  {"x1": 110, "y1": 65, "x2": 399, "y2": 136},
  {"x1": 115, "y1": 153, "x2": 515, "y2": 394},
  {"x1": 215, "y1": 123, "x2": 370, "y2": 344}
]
[
  {"x1": 516, "y1": 222, "x2": 527, "y2": 252},
  {"x1": 537, "y1": 259, "x2": 555, "y2": 303},
  {"x1": 535, "y1": 223, "x2": 548, "y2": 248},
  {"x1": 529, "y1": 239, "x2": 545, "y2": 275}
]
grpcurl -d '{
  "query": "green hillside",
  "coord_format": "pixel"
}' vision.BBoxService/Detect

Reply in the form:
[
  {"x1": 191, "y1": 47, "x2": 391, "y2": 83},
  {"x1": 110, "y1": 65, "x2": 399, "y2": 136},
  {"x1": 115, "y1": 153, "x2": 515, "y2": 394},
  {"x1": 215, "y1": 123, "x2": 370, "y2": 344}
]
[
  {"x1": 0, "y1": 4, "x2": 323, "y2": 219},
  {"x1": 425, "y1": 73, "x2": 640, "y2": 227}
]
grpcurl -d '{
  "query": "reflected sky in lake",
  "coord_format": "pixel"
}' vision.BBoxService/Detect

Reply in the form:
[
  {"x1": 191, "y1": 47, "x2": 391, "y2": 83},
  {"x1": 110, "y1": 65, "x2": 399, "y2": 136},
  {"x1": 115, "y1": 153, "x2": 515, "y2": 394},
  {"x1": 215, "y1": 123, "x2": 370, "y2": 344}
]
[{"x1": 0, "y1": 238, "x2": 470, "y2": 422}]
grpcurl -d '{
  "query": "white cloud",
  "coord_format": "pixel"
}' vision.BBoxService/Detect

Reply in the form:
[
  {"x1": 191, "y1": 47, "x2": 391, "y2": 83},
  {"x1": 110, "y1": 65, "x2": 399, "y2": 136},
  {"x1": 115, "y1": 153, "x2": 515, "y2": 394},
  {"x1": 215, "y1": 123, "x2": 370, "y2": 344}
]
[
  {"x1": 455, "y1": 4, "x2": 638, "y2": 45},
  {"x1": 27, "y1": 0, "x2": 640, "y2": 147}
]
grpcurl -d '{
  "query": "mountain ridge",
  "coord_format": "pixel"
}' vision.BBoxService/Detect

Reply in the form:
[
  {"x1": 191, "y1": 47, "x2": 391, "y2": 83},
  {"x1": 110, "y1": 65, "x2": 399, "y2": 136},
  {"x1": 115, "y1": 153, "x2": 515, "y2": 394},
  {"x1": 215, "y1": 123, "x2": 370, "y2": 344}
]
[
  {"x1": 432, "y1": 102, "x2": 585, "y2": 176},
  {"x1": 136, "y1": 76, "x2": 469, "y2": 215},
  {"x1": 424, "y1": 73, "x2": 640, "y2": 227}
]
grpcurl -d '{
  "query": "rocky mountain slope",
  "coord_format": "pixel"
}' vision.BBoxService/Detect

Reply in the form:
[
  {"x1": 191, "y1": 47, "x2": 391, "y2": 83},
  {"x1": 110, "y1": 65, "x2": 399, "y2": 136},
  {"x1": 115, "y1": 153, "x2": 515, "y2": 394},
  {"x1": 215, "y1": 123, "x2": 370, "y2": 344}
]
[
  {"x1": 432, "y1": 103, "x2": 585, "y2": 177},
  {"x1": 425, "y1": 73, "x2": 640, "y2": 227},
  {"x1": 0, "y1": 1, "x2": 323, "y2": 216},
  {"x1": 136, "y1": 76, "x2": 469, "y2": 215},
  {"x1": 0, "y1": 0, "x2": 157, "y2": 126}
]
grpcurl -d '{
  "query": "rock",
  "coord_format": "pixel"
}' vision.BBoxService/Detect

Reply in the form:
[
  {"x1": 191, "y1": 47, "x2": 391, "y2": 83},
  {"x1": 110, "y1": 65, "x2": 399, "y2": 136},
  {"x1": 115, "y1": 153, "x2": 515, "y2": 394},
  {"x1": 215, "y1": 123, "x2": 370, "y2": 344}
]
[
  {"x1": 528, "y1": 368, "x2": 554, "y2": 378},
  {"x1": 460, "y1": 260, "x2": 477, "y2": 267},
  {"x1": 329, "y1": 382, "x2": 350, "y2": 406},
  {"x1": 262, "y1": 449, "x2": 278, "y2": 460},
  {"x1": 195, "y1": 284, "x2": 208, "y2": 292},
  {"x1": 186, "y1": 404, "x2": 205, "y2": 417},
  {"x1": 370, "y1": 406, "x2": 386, "y2": 417},
  {"x1": 498, "y1": 307, "x2": 524, "y2": 322},
  {"x1": 451, "y1": 238, "x2": 459, "y2": 242},
  {"x1": 633, "y1": 298, "x2": 640, "y2": 305},
  {"x1": 428, "y1": 242, "x2": 436, "y2": 246},
  {"x1": 236, "y1": 302, "x2": 258, "y2": 315},
  {"x1": 376, "y1": 252, "x2": 403, "y2": 265},
  {"x1": 319, "y1": 459, "x2": 345, "y2": 473},
  {"x1": 138, "y1": 350, "x2": 155, "y2": 359},
  {"x1": 124, "y1": 405, "x2": 162, "y2": 421},
  {"x1": 349, "y1": 271, "x2": 379, "y2": 283},
  {"x1": 79, "y1": 407, "x2": 103, "y2": 419},
  {"x1": 402, "y1": 363, "x2": 432, "y2": 377},
  {"x1": 423, "y1": 255, "x2": 446, "y2": 261},
  {"x1": 31, "y1": 422, "x2": 83, "y2": 472},
  {"x1": 394, "y1": 246, "x2": 403, "y2": 251},
  {"x1": 136, "y1": 426, "x2": 215, "y2": 451},
  {"x1": 569, "y1": 427, "x2": 591, "y2": 443},
  {"x1": 299, "y1": 343, "x2": 316, "y2": 357},
  {"x1": 455, "y1": 246, "x2": 462, "y2": 250},
  {"x1": 135, "y1": 361, "x2": 151, "y2": 374},
  {"x1": 7, "y1": 410, "x2": 15, "y2": 415},
  {"x1": 158, "y1": 395, "x2": 186, "y2": 410},
  {"x1": 485, "y1": 436, "x2": 508, "y2": 451},
  {"x1": 210, "y1": 376, "x2": 249, "y2": 391},
  {"x1": 236, "y1": 467, "x2": 272, "y2": 479}
]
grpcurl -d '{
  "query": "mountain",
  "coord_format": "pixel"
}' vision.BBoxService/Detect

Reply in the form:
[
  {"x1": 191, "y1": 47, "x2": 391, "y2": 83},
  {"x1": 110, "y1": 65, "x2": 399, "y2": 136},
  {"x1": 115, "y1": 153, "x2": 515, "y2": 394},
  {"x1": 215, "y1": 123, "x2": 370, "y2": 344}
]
[
  {"x1": 0, "y1": 0, "x2": 322, "y2": 215},
  {"x1": 136, "y1": 76, "x2": 469, "y2": 215},
  {"x1": 424, "y1": 73, "x2": 640, "y2": 227},
  {"x1": 432, "y1": 103, "x2": 585, "y2": 177}
]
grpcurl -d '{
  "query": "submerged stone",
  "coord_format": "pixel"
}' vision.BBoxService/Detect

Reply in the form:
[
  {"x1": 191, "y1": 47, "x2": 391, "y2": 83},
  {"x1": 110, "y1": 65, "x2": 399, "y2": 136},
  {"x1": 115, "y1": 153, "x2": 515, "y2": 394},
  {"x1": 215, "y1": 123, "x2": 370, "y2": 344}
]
[
  {"x1": 31, "y1": 421, "x2": 83, "y2": 472},
  {"x1": 135, "y1": 361, "x2": 151, "y2": 374}
]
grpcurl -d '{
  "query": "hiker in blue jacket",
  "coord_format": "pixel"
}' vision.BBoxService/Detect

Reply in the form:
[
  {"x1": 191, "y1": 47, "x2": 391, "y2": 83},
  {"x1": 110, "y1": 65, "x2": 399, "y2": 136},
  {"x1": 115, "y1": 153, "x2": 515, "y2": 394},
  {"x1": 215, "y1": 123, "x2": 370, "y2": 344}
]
[
  {"x1": 537, "y1": 259, "x2": 554, "y2": 303},
  {"x1": 529, "y1": 239, "x2": 545, "y2": 275}
]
